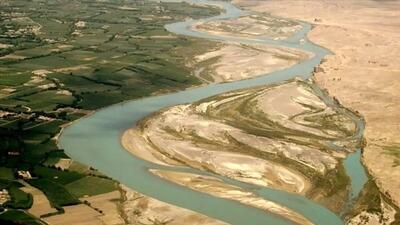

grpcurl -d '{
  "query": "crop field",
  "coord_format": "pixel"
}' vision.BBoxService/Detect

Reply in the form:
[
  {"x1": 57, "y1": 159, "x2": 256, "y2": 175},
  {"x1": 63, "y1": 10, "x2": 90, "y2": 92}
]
[
  {"x1": 65, "y1": 176, "x2": 117, "y2": 198},
  {"x1": 6, "y1": 186, "x2": 33, "y2": 209},
  {"x1": 0, "y1": 0, "x2": 219, "y2": 109},
  {"x1": 0, "y1": 167, "x2": 14, "y2": 180},
  {"x1": 0, "y1": 0, "x2": 221, "y2": 222},
  {"x1": 28, "y1": 179, "x2": 80, "y2": 208},
  {"x1": 0, "y1": 210, "x2": 42, "y2": 225},
  {"x1": 0, "y1": 179, "x2": 32, "y2": 209}
]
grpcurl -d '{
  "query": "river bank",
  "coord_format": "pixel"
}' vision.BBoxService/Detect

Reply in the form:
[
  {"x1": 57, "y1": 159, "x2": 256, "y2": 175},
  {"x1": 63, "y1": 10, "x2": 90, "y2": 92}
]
[
  {"x1": 121, "y1": 79, "x2": 363, "y2": 215},
  {"x1": 232, "y1": 0, "x2": 400, "y2": 223},
  {"x1": 59, "y1": 0, "x2": 371, "y2": 224},
  {"x1": 119, "y1": 185, "x2": 227, "y2": 225}
]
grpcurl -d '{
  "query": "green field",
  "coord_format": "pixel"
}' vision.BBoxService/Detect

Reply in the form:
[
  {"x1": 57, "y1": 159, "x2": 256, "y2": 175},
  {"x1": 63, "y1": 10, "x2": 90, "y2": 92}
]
[
  {"x1": 65, "y1": 176, "x2": 117, "y2": 198},
  {"x1": 0, "y1": 179, "x2": 32, "y2": 209},
  {"x1": 0, "y1": 167, "x2": 14, "y2": 180},
  {"x1": 0, "y1": 210, "x2": 42, "y2": 225},
  {"x1": 32, "y1": 166, "x2": 84, "y2": 185},
  {"x1": 0, "y1": 0, "x2": 219, "y2": 110},
  {"x1": 28, "y1": 179, "x2": 80, "y2": 208},
  {"x1": 0, "y1": 0, "x2": 221, "y2": 223},
  {"x1": 6, "y1": 187, "x2": 33, "y2": 209}
]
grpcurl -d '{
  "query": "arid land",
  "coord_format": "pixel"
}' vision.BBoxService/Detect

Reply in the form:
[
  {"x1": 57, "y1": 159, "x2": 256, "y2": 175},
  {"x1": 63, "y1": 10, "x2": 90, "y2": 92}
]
[
  {"x1": 120, "y1": 185, "x2": 228, "y2": 225},
  {"x1": 122, "y1": 79, "x2": 366, "y2": 221},
  {"x1": 193, "y1": 13, "x2": 302, "y2": 41},
  {"x1": 232, "y1": 0, "x2": 400, "y2": 223},
  {"x1": 191, "y1": 43, "x2": 311, "y2": 83},
  {"x1": 150, "y1": 169, "x2": 313, "y2": 225},
  {"x1": 188, "y1": 13, "x2": 311, "y2": 83}
]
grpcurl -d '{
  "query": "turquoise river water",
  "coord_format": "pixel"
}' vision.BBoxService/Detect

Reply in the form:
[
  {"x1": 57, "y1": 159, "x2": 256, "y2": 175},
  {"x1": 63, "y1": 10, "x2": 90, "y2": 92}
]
[{"x1": 59, "y1": 1, "x2": 368, "y2": 224}]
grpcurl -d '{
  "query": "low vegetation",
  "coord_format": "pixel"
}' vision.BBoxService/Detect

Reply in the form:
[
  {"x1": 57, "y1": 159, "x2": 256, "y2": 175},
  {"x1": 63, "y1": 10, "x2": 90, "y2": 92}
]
[
  {"x1": 28, "y1": 179, "x2": 79, "y2": 208},
  {"x1": 6, "y1": 186, "x2": 33, "y2": 209},
  {"x1": 0, "y1": 179, "x2": 32, "y2": 209},
  {"x1": 0, "y1": 0, "x2": 221, "y2": 223},
  {"x1": 383, "y1": 144, "x2": 400, "y2": 167},
  {"x1": 65, "y1": 176, "x2": 117, "y2": 198},
  {"x1": 0, "y1": 210, "x2": 43, "y2": 225}
]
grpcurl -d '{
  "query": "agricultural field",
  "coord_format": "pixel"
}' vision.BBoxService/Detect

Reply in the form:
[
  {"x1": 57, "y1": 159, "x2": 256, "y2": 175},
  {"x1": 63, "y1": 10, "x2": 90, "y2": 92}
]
[
  {"x1": 0, "y1": 0, "x2": 221, "y2": 223},
  {"x1": 0, "y1": 209, "x2": 42, "y2": 225}
]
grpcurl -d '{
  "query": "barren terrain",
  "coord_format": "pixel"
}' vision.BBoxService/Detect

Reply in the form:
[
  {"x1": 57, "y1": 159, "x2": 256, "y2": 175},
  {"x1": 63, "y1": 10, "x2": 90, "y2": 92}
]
[
  {"x1": 122, "y1": 80, "x2": 361, "y2": 212},
  {"x1": 232, "y1": 0, "x2": 400, "y2": 222},
  {"x1": 120, "y1": 185, "x2": 227, "y2": 225},
  {"x1": 150, "y1": 169, "x2": 313, "y2": 225},
  {"x1": 192, "y1": 43, "x2": 311, "y2": 82},
  {"x1": 194, "y1": 13, "x2": 301, "y2": 40}
]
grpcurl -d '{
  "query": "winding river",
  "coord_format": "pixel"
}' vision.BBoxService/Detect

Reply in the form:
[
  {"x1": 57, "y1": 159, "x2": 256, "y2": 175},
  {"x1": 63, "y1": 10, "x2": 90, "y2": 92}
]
[{"x1": 59, "y1": 1, "x2": 367, "y2": 224}]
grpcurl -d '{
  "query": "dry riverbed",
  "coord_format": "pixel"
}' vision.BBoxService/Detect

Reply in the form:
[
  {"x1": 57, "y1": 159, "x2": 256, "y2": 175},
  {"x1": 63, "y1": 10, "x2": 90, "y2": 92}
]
[
  {"x1": 191, "y1": 43, "x2": 311, "y2": 83},
  {"x1": 186, "y1": 13, "x2": 311, "y2": 83},
  {"x1": 193, "y1": 13, "x2": 301, "y2": 40},
  {"x1": 150, "y1": 169, "x2": 313, "y2": 225},
  {"x1": 122, "y1": 80, "x2": 361, "y2": 214},
  {"x1": 120, "y1": 185, "x2": 227, "y2": 225}
]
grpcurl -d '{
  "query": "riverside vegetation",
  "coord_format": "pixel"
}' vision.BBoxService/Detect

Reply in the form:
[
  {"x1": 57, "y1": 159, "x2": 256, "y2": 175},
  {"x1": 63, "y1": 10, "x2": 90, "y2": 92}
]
[
  {"x1": 0, "y1": 0, "x2": 221, "y2": 224},
  {"x1": 0, "y1": 0, "x2": 310, "y2": 223}
]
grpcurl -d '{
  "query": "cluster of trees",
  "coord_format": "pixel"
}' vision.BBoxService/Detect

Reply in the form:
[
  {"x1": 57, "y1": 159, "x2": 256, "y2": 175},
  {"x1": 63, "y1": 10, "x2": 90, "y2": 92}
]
[{"x1": 0, "y1": 129, "x2": 23, "y2": 153}]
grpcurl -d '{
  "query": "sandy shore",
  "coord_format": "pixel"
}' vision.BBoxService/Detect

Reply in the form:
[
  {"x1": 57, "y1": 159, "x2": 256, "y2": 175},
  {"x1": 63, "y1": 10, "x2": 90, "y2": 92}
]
[
  {"x1": 190, "y1": 42, "x2": 311, "y2": 83},
  {"x1": 193, "y1": 13, "x2": 301, "y2": 41},
  {"x1": 150, "y1": 169, "x2": 314, "y2": 225},
  {"x1": 186, "y1": 13, "x2": 311, "y2": 83},
  {"x1": 120, "y1": 185, "x2": 227, "y2": 225},
  {"x1": 122, "y1": 80, "x2": 361, "y2": 212}
]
